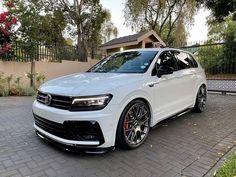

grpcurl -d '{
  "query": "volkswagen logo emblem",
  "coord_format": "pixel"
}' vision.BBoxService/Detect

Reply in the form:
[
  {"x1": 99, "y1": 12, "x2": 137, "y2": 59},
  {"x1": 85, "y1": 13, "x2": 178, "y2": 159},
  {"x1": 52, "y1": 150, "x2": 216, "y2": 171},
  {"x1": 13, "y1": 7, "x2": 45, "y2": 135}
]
[{"x1": 44, "y1": 94, "x2": 52, "y2": 105}]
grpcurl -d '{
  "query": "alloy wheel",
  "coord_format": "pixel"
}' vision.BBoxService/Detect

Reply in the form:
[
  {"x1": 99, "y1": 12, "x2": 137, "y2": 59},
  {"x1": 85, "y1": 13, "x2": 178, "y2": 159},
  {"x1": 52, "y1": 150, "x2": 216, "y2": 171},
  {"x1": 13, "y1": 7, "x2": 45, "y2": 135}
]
[
  {"x1": 123, "y1": 102, "x2": 150, "y2": 146},
  {"x1": 198, "y1": 86, "x2": 207, "y2": 112}
]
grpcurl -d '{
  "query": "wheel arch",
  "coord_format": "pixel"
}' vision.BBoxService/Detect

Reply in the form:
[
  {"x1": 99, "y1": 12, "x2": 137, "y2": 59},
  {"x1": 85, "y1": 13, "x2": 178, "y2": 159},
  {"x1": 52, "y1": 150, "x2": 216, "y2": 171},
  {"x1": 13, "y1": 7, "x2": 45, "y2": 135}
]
[
  {"x1": 114, "y1": 96, "x2": 153, "y2": 148},
  {"x1": 193, "y1": 83, "x2": 207, "y2": 106},
  {"x1": 117, "y1": 94, "x2": 154, "y2": 126}
]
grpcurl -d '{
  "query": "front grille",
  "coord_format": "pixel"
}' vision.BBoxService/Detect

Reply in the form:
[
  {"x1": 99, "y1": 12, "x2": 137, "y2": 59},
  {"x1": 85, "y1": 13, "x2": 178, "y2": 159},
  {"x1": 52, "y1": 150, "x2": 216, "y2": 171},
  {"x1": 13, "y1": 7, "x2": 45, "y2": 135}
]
[
  {"x1": 37, "y1": 91, "x2": 72, "y2": 110},
  {"x1": 34, "y1": 114, "x2": 105, "y2": 144},
  {"x1": 34, "y1": 114, "x2": 66, "y2": 138}
]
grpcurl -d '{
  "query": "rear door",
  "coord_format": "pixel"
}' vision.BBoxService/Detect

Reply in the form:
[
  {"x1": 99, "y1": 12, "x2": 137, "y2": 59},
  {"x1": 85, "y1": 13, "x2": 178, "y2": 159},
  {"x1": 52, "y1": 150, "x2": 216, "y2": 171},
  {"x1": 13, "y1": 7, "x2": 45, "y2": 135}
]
[{"x1": 174, "y1": 51, "x2": 198, "y2": 106}]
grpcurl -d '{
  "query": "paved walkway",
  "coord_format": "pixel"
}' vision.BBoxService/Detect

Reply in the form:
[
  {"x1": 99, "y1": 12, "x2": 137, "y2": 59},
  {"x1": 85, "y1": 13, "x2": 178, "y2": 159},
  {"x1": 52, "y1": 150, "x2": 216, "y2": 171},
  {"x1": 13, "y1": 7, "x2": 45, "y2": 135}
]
[{"x1": 0, "y1": 94, "x2": 236, "y2": 177}]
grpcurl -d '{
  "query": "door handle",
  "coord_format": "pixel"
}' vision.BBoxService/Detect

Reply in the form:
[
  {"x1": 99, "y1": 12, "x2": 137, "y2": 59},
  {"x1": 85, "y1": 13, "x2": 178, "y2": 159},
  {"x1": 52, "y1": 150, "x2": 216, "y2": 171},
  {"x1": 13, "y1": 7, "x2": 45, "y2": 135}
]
[{"x1": 148, "y1": 81, "x2": 160, "y2": 87}]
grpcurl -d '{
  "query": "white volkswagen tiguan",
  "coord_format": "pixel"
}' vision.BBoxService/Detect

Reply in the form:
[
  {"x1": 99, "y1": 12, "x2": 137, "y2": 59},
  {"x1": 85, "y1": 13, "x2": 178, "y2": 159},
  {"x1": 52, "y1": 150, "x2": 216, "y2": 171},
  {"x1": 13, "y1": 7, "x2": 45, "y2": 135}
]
[{"x1": 33, "y1": 48, "x2": 207, "y2": 151}]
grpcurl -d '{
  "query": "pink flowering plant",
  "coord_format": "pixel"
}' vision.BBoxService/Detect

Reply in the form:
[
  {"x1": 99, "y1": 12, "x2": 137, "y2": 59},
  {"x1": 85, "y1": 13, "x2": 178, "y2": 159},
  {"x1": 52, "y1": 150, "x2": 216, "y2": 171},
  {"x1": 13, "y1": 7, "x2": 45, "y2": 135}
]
[{"x1": 0, "y1": 0, "x2": 17, "y2": 59}]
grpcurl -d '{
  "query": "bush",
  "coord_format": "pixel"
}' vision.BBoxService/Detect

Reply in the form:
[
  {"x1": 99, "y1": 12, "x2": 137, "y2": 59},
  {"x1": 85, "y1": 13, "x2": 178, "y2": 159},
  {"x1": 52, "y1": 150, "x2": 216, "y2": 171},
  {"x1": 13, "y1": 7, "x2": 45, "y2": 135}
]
[
  {"x1": 0, "y1": 73, "x2": 36, "y2": 97},
  {"x1": 198, "y1": 45, "x2": 223, "y2": 74},
  {"x1": 21, "y1": 87, "x2": 36, "y2": 96}
]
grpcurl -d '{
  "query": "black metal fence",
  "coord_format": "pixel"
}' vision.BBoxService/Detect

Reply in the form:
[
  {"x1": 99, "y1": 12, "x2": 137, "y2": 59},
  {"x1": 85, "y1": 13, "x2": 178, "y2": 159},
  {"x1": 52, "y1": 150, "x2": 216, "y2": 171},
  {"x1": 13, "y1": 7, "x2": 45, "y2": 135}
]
[
  {"x1": 0, "y1": 42, "x2": 86, "y2": 62},
  {"x1": 180, "y1": 41, "x2": 236, "y2": 93},
  {"x1": 180, "y1": 42, "x2": 236, "y2": 80}
]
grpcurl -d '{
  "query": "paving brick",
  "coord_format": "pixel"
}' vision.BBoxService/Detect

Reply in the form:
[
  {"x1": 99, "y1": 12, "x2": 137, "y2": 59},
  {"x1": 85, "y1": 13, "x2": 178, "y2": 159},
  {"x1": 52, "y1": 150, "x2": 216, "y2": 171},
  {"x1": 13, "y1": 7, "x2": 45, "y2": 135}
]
[
  {"x1": 3, "y1": 160, "x2": 14, "y2": 168},
  {"x1": 0, "y1": 94, "x2": 236, "y2": 177}
]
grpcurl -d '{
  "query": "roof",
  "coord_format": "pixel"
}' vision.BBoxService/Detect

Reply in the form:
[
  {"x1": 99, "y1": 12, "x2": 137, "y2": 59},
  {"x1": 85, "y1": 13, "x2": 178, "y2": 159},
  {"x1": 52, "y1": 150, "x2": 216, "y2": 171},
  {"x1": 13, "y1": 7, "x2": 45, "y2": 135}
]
[
  {"x1": 101, "y1": 30, "x2": 166, "y2": 49},
  {"x1": 101, "y1": 31, "x2": 148, "y2": 47}
]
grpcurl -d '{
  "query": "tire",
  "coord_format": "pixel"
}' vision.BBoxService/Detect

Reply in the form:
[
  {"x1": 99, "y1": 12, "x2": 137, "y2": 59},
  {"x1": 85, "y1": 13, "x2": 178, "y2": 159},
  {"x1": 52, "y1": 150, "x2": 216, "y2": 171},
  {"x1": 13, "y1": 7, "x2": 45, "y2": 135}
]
[
  {"x1": 116, "y1": 100, "x2": 151, "y2": 150},
  {"x1": 193, "y1": 85, "x2": 207, "y2": 113}
]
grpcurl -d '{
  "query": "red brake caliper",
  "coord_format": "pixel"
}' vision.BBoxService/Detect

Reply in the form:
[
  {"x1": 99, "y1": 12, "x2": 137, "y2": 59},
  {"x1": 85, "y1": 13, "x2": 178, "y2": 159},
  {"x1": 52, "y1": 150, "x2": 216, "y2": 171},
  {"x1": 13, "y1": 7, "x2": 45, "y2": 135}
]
[{"x1": 124, "y1": 115, "x2": 129, "y2": 132}]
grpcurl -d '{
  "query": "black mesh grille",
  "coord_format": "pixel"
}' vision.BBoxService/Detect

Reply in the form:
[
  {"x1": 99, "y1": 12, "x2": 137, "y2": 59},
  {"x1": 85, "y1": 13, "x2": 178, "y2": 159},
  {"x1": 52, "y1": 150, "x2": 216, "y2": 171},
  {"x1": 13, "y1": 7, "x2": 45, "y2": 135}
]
[
  {"x1": 34, "y1": 114, "x2": 66, "y2": 138},
  {"x1": 37, "y1": 91, "x2": 72, "y2": 110},
  {"x1": 34, "y1": 114, "x2": 105, "y2": 144}
]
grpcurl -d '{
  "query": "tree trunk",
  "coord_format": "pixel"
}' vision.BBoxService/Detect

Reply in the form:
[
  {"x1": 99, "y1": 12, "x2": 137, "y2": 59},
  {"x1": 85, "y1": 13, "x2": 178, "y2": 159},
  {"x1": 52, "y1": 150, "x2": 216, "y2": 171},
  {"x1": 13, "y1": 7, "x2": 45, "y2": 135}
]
[
  {"x1": 77, "y1": 26, "x2": 87, "y2": 62},
  {"x1": 30, "y1": 58, "x2": 35, "y2": 89}
]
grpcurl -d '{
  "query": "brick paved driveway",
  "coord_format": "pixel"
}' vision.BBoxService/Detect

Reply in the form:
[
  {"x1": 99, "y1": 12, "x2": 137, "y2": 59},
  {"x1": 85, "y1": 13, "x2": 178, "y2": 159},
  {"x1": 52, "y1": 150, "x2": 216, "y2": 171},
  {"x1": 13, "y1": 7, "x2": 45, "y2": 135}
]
[{"x1": 0, "y1": 94, "x2": 236, "y2": 177}]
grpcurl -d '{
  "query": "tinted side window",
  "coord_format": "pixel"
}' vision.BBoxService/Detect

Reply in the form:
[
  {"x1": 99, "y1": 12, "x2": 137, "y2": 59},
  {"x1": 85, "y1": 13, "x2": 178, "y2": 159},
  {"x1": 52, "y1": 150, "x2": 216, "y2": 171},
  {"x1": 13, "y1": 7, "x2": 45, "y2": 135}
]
[
  {"x1": 175, "y1": 51, "x2": 194, "y2": 70},
  {"x1": 157, "y1": 51, "x2": 178, "y2": 71}
]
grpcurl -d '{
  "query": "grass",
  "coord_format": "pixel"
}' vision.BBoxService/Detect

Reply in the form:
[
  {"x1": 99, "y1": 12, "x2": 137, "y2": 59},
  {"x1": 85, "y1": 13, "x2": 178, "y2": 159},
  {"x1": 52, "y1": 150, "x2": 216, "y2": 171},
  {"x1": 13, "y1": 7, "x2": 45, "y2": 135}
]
[{"x1": 216, "y1": 151, "x2": 236, "y2": 177}]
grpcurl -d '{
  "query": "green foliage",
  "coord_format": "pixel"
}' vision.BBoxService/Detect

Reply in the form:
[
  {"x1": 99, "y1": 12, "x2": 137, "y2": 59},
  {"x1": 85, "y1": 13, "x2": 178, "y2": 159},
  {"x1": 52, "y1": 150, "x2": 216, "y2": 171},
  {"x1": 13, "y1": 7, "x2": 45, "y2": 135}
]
[
  {"x1": 206, "y1": 12, "x2": 236, "y2": 74},
  {"x1": 21, "y1": 87, "x2": 36, "y2": 96},
  {"x1": 0, "y1": 1, "x2": 18, "y2": 60},
  {"x1": 196, "y1": 0, "x2": 236, "y2": 22},
  {"x1": 0, "y1": 72, "x2": 8, "y2": 96},
  {"x1": 12, "y1": 0, "x2": 67, "y2": 60},
  {"x1": 208, "y1": 13, "x2": 236, "y2": 43},
  {"x1": 8, "y1": 0, "x2": 117, "y2": 61},
  {"x1": 35, "y1": 72, "x2": 45, "y2": 88},
  {"x1": 86, "y1": 8, "x2": 118, "y2": 58},
  {"x1": 0, "y1": 72, "x2": 36, "y2": 97},
  {"x1": 216, "y1": 151, "x2": 236, "y2": 177},
  {"x1": 15, "y1": 76, "x2": 22, "y2": 88},
  {"x1": 197, "y1": 44, "x2": 223, "y2": 73},
  {"x1": 101, "y1": 11, "x2": 118, "y2": 43},
  {"x1": 124, "y1": 0, "x2": 197, "y2": 46}
]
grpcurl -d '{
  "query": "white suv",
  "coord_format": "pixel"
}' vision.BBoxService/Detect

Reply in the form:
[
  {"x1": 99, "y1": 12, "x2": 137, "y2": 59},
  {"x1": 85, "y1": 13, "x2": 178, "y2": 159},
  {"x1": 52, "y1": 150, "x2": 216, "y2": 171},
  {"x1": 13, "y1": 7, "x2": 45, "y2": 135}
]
[{"x1": 33, "y1": 48, "x2": 207, "y2": 151}]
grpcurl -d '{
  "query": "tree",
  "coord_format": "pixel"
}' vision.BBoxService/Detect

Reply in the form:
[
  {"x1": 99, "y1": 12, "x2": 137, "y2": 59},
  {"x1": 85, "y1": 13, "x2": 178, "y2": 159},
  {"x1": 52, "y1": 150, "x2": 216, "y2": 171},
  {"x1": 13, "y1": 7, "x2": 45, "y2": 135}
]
[
  {"x1": 196, "y1": 0, "x2": 236, "y2": 22},
  {"x1": 124, "y1": 0, "x2": 196, "y2": 46},
  {"x1": 101, "y1": 12, "x2": 118, "y2": 43},
  {"x1": 0, "y1": 0, "x2": 17, "y2": 59},
  {"x1": 13, "y1": 0, "x2": 67, "y2": 48},
  {"x1": 206, "y1": 13, "x2": 236, "y2": 74},
  {"x1": 51, "y1": 0, "x2": 110, "y2": 61},
  {"x1": 85, "y1": 6, "x2": 110, "y2": 59}
]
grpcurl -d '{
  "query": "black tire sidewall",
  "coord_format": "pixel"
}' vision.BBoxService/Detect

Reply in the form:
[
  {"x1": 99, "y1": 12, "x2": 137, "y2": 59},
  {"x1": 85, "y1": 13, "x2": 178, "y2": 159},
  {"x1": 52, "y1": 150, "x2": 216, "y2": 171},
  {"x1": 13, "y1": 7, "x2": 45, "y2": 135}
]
[
  {"x1": 194, "y1": 85, "x2": 206, "y2": 112},
  {"x1": 116, "y1": 100, "x2": 150, "y2": 149}
]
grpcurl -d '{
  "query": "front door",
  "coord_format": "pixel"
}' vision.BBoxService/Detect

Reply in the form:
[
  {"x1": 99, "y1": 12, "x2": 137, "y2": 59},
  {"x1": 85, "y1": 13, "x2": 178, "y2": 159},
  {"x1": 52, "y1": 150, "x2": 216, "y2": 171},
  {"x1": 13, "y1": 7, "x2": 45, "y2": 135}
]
[{"x1": 150, "y1": 51, "x2": 183, "y2": 124}]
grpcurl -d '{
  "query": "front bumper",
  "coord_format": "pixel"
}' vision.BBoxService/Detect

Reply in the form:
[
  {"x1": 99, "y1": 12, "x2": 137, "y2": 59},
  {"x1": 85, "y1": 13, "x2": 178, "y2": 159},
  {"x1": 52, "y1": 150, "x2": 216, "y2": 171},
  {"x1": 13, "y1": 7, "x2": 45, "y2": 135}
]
[{"x1": 32, "y1": 100, "x2": 121, "y2": 148}]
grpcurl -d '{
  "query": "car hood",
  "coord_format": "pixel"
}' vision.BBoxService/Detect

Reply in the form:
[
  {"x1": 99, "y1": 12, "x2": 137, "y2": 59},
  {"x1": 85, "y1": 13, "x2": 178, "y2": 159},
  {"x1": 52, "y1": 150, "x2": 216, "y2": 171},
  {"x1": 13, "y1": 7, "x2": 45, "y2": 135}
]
[{"x1": 39, "y1": 72, "x2": 143, "y2": 96}]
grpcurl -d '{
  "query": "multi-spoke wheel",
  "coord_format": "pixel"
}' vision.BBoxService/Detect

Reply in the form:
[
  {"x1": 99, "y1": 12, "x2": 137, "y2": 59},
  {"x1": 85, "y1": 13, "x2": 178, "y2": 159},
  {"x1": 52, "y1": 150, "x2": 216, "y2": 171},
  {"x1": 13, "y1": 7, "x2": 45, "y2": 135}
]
[
  {"x1": 116, "y1": 100, "x2": 150, "y2": 149},
  {"x1": 193, "y1": 85, "x2": 207, "y2": 112}
]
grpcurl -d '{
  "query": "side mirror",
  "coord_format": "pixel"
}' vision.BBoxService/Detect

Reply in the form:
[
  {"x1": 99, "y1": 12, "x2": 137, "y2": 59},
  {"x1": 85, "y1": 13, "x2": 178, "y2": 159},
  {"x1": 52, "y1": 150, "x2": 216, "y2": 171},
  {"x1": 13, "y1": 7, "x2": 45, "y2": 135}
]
[{"x1": 156, "y1": 65, "x2": 174, "y2": 78}]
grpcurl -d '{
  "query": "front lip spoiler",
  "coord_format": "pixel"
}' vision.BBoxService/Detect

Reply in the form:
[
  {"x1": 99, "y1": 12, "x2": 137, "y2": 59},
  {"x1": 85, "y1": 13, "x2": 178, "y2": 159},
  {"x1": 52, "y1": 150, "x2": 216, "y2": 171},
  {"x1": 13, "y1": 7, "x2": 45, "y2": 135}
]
[
  {"x1": 35, "y1": 130, "x2": 113, "y2": 154},
  {"x1": 34, "y1": 124, "x2": 100, "y2": 146}
]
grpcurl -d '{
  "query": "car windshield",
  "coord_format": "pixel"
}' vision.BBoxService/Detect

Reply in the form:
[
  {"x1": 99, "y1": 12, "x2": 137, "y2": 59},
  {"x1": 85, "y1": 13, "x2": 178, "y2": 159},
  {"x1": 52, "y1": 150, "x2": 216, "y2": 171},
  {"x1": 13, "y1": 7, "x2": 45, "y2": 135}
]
[{"x1": 88, "y1": 51, "x2": 158, "y2": 73}]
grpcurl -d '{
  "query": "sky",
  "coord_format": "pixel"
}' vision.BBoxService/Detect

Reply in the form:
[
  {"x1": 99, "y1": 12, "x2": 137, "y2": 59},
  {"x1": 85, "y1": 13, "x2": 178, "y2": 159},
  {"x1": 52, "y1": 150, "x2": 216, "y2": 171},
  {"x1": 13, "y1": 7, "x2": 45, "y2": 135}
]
[{"x1": 0, "y1": 1, "x2": 211, "y2": 43}]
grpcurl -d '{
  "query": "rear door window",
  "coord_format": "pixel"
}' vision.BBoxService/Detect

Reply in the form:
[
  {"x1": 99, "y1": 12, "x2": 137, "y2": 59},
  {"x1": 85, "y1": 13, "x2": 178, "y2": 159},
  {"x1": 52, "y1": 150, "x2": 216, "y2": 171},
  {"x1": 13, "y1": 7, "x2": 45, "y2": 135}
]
[{"x1": 175, "y1": 51, "x2": 195, "y2": 70}]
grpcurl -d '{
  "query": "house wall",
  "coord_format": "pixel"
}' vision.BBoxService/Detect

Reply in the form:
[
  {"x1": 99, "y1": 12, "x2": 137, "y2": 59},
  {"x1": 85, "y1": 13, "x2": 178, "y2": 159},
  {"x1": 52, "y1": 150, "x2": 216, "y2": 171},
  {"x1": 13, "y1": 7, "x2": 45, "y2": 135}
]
[
  {"x1": 105, "y1": 36, "x2": 161, "y2": 55},
  {"x1": 0, "y1": 58, "x2": 99, "y2": 87}
]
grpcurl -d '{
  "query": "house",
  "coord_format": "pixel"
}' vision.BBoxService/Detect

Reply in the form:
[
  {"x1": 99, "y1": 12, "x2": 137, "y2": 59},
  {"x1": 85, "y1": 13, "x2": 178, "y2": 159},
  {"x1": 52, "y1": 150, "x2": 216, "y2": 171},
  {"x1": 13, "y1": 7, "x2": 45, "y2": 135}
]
[{"x1": 101, "y1": 30, "x2": 166, "y2": 55}]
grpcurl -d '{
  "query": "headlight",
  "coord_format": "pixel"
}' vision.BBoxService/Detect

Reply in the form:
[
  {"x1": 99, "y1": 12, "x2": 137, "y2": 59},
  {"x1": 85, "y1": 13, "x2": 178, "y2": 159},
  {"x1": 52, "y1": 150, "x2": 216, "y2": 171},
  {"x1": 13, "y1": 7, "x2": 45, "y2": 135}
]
[{"x1": 71, "y1": 94, "x2": 113, "y2": 111}]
